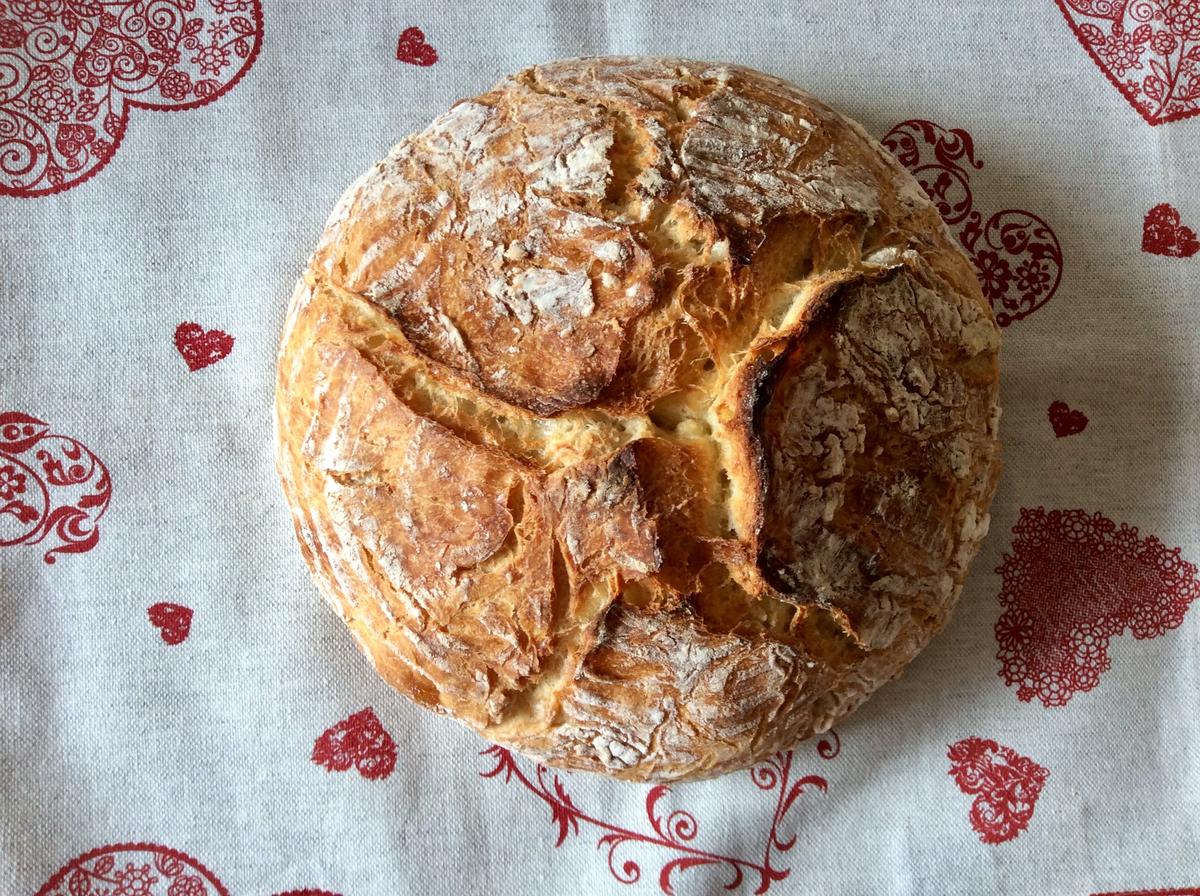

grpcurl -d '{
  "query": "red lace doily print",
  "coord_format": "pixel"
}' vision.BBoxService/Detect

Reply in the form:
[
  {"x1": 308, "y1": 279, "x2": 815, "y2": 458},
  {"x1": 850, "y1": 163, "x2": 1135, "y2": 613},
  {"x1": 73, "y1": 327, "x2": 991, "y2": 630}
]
[
  {"x1": 0, "y1": 0, "x2": 263, "y2": 197},
  {"x1": 947, "y1": 737, "x2": 1049, "y2": 844},
  {"x1": 0, "y1": 410, "x2": 111, "y2": 563},
  {"x1": 480, "y1": 731, "x2": 839, "y2": 895},
  {"x1": 1054, "y1": 1, "x2": 1200, "y2": 126},
  {"x1": 33, "y1": 842, "x2": 229, "y2": 896},
  {"x1": 996, "y1": 507, "x2": 1200, "y2": 707},
  {"x1": 882, "y1": 119, "x2": 1064, "y2": 327}
]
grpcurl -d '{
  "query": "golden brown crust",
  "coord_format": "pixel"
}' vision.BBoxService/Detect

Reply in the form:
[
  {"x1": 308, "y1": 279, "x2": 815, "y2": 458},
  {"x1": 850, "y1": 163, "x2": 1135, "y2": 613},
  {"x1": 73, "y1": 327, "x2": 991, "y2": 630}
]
[{"x1": 275, "y1": 57, "x2": 1001, "y2": 781}]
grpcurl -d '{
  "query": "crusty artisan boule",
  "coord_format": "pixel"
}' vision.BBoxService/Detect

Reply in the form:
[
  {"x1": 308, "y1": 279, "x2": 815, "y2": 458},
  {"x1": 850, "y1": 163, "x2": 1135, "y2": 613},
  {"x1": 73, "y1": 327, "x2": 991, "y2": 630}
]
[{"x1": 275, "y1": 57, "x2": 1001, "y2": 781}]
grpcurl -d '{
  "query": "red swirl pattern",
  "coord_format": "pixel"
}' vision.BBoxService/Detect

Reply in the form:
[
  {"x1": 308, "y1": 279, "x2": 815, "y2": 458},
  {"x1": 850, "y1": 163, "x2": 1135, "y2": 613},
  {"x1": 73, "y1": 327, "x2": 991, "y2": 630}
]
[
  {"x1": 480, "y1": 744, "x2": 831, "y2": 895},
  {"x1": 995, "y1": 507, "x2": 1200, "y2": 707},
  {"x1": 1055, "y1": 0, "x2": 1200, "y2": 126},
  {"x1": 0, "y1": 0, "x2": 263, "y2": 196},
  {"x1": 0, "y1": 410, "x2": 111, "y2": 563},
  {"x1": 882, "y1": 119, "x2": 1064, "y2": 326}
]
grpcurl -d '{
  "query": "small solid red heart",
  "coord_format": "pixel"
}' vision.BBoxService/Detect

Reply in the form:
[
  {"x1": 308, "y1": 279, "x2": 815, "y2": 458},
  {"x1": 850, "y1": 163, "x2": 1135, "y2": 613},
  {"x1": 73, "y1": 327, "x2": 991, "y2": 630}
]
[
  {"x1": 396, "y1": 26, "x2": 437, "y2": 66},
  {"x1": 311, "y1": 707, "x2": 397, "y2": 781},
  {"x1": 147, "y1": 602, "x2": 193, "y2": 645},
  {"x1": 1142, "y1": 204, "x2": 1199, "y2": 258},
  {"x1": 174, "y1": 322, "x2": 234, "y2": 371},
  {"x1": 1048, "y1": 400, "x2": 1088, "y2": 438}
]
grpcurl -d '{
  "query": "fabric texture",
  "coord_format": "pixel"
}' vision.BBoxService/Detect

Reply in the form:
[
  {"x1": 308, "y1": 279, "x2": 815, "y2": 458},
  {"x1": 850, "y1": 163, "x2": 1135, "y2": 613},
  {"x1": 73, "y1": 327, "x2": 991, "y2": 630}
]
[{"x1": 2, "y1": 2, "x2": 1198, "y2": 894}]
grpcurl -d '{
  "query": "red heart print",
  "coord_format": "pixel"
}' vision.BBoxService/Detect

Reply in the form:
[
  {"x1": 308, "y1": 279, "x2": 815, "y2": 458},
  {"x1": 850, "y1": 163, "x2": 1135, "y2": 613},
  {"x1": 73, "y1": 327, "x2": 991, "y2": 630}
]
[
  {"x1": 396, "y1": 26, "x2": 438, "y2": 66},
  {"x1": 996, "y1": 507, "x2": 1200, "y2": 707},
  {"x1": 1053, "y1": 1, "x2": 1200, "y2": 127},
  {"x1": 0, "y1": 1, "x2": 264, "y2": 197},
  {"x1": 1143, "y1": 203, "x2": 1200, "y2": 257},
  {"x1": 948, "y1": 737, "x2": 1048, "y2": 844},
  {"x1": 0, "y1": 410, "x2": 111, "y2": 564},
  {"x1": 33, "y1": 842, "x2": 230, "y2": 896},
  {"x1": 1048, "y1": 400, "x2": 1088, "y2": 437},
  {"x1": 147, "y1": 602, "x2": 192, "y2": 645},
  {"x1": 882, "y1": 120, "x2": 1063, "y2": 327},
  {"x1": 312, "y1": 707, "x2": 397, "y2": 781},
  {"x1": 174, "y1": 322, "x2": 234, "y2": 371}
]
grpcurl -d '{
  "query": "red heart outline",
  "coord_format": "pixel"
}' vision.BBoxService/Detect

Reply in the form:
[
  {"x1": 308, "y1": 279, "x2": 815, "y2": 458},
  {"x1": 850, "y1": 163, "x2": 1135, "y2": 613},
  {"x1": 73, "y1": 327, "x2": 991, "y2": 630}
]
[
  {"x1": 1052, "y1": 1, "x2": 1200, "y2": 127},
  {"x1": 0, "y1": 410, "x2": 111, "y2": 564},
  {"x1": 882, "y1": 119, "x2": 1063, "y2": 326},
  {"x1": 0, "y1": 1, "x2": 264, "y2": 198}
]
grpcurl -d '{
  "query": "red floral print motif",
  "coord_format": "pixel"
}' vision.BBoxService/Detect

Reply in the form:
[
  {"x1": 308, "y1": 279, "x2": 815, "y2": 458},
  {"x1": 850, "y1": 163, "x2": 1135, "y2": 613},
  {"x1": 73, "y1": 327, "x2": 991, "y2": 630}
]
[
  {"x1": 174, "y1": 322, "x2": 234, "y2": 371},
  {"x1": 1143, "y1": 203, "x2": 1200, "y2": 257},
  {"x1": 311, "y1": 707, "x2": 397, "y2": 781},
  {"x1": 996, "y1": 507, "x2": 1200, "y2": 707},
  {"x1": 882, "y1": 120, "x2": 1063, "y2": 326},
  {"x1": 396, "y1": 26, "x2": 437, "y2": 66},
  {"x1": 33, "y1": 843, "x2": 229, "y2": 896},
  {"x1": 1048, "y1": 400, "x2": 1089, "y2": 437},
  {"x1": 0, "y1": 19, "x2": 28, "y2": 46},
  {"x1": 0, "y1": 0, "x2": 263, "y2": 197},
  {"x1": 481, "y1": 740, "x2": 834, "y2": 895},
  {"x1": 947, "y1": 737, "x2": 1048, "y2": 844},
  {"x1": 147, "y1": 602, "x2": 193, "y2": 645},
  {"x1": 270, "y1": 891, "x2": 344, "y2": 896},
  {"x1": 0, "y1": 411, "x2": 111, "y2": 563},
  {"x1": 1054, "y1": 1, "x2": 1200, "y2": 126}
]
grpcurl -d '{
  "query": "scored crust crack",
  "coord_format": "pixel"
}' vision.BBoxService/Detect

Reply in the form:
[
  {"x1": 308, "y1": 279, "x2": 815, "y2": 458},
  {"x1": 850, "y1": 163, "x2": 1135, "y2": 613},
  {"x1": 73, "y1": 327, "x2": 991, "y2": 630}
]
[{"x1": 275, "y1": 57, "x2": 1001, "y2": 781}]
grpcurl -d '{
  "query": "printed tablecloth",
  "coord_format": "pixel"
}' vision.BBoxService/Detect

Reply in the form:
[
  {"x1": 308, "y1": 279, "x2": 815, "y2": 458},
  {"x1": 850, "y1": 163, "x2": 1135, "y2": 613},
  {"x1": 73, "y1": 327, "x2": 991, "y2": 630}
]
[{"x1": 2, "y1": 2, "x2": 1199, "y2": 894}]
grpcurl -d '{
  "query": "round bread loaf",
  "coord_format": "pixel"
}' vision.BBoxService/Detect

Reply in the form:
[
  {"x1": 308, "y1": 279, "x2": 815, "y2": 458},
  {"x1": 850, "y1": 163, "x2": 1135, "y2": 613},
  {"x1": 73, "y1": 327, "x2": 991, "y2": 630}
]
[{"x1": 275, "y1": 57, "x2": 1001, "y2": 781}]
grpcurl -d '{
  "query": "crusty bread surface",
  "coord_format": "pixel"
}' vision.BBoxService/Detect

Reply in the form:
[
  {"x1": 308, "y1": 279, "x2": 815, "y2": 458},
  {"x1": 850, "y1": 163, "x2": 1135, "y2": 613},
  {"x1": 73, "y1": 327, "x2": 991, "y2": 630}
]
[{"x1": 275, "y1": 57, "x2": 1001, "y2": 781}]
